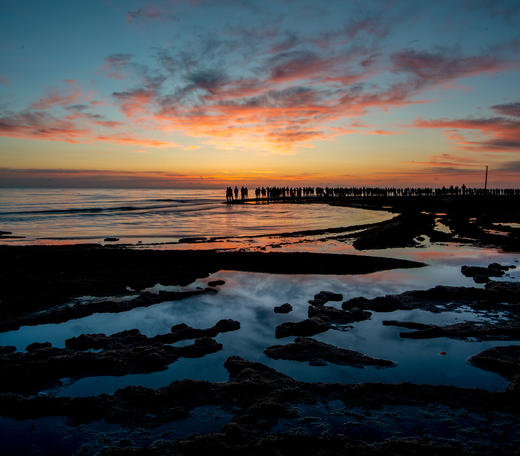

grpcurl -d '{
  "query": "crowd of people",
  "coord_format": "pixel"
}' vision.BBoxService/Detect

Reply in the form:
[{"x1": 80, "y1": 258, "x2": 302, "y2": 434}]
[{"x1": 225, "y1": 185, "x2": 520, "y2": 201}]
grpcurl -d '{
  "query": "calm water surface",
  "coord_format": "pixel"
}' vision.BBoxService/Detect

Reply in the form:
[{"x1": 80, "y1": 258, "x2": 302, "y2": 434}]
[{"x1": 0, "y1": 188, "x2": 391, "y2": 244}]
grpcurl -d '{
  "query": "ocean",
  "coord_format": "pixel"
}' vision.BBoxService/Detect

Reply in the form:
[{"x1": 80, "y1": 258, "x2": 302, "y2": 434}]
[{"x1": 0, "y1": 188, "x2": 393, "y2": 246}]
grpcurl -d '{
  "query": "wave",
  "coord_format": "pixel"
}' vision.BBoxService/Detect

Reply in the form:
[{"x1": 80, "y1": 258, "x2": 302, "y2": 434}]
[{"x1": 0, "y1": 200, "x2": 219, "y2": 216}]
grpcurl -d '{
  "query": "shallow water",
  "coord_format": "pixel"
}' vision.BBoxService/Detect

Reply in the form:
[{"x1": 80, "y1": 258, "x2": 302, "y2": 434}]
[{"x1": 2, "y1": 243, "x2": 519, "y2": 396}]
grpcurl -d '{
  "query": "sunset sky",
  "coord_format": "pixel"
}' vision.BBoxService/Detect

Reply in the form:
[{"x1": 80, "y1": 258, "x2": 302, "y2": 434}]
[{"x1": 1, "y1": 0, "x2": 519, "y2": 188}]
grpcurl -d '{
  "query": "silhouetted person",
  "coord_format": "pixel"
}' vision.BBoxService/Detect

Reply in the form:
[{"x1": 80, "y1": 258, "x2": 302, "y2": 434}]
[{"x1": 226, "y1": 186, "x2": 233, "y2": 201}]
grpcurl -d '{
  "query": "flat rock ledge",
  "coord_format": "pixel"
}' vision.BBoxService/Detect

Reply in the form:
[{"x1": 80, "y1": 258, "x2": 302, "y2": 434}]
[
  {"x1": 469, "y1": 345, "x2": 520, "y2": 391},
  {"x1": 265, "y1": 337, "x2": 396, "y2": 368},
  {"x1": 342, "y1": 282, "x2": 520, "y2": 314},
  {"x1": 383, "y1": 321, "x2": 520, "y2": 341},
  {"x1": 0, "y1": 320, "x2": 240, "y2": 394},
  {"x1": 275, "y1": 317, "x2": 331, "y2": 338}
]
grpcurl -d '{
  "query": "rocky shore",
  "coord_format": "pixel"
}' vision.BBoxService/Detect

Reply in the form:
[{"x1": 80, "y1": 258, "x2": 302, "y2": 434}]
[{"x1": 0, "y1": 216, "x2": 519, "y2": 454}]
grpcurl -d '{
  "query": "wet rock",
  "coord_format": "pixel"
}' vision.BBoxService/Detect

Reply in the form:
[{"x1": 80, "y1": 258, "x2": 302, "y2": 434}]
[
  {"x1": 308, "y1": 305, "x2": 370, "y2": 324},
  {"x1": 0, "y1": 333, "x2": 224, "y2": 393},
  {"x1": 469, "y1": 345, "x2": 520, "y2": 390},
  {"x1": 0, "y1": 346, "x2": 16, "y2": 355},
  {"x1": 395, "y1": 322, "x2": 520, "y2": 341},
  {"x1": 313, "y1": 290, "x2": 343, "y2": 302},
  {"x1": 66, "y1": 320, "x2": 241, "y2": 350},
  {"x1": 265, "y1": 337, "x2": 396, "y2": 368},
  {"x1": 484, "y1": 280, "x2": 520, "y2": 301},
  {"x1": 104, "y1": 237, "x2": 119, "y2": 242},
  {"x1": 382, "y1": 320, "x2": 435, "y2": 330},
  {"x1": 25, "y1": 342, "x2": 52, "y2": 352},
  {"x1": 178, "y1": 237, "x2": 207, "y2": 243},
  {"x1": 65, "y1": 333, "x2": 110, "y2": 350},
  {"x1": 342, "y1": 284, "x2": 520, "y2": 314},
  {"x1": 208, "y1": 280, "x2": 226, "y2": 287},
  {"x1": 235, "y1": 400, "x2": 299, "y2": 429},
  {"x1": 275, "y1": 317, "x2": 330, "y2": 338},
  {"x1": 461, "y1": 263, "x2": 514, "y2": 283},
  {"x1": 0, "y1": 354, "x2": 519, "y2": 453},
  {"x1": 274, "y1": 303, "x2": 293, "y2": 314},
  {"x1": 353, "y1": 212, "x2": 435, "y2": 250},
  {"x1": 0, "y1": 288, "x2": 210, "y2": 333}
]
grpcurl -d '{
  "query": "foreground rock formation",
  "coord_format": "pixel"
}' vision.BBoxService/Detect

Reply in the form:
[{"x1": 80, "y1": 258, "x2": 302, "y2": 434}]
[{"x1": 265, "y1": 337, "x2": 396, "y2": 367}]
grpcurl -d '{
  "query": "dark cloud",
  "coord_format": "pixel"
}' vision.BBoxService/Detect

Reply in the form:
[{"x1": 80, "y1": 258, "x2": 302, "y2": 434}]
[
  {"x1": 497, "y1": 161, "x2": 520, "y2": 172},
  {"x1": 492, "y1": 101, "x2": 520, "y2": 118},
  {"x1": 390, "y1": 48, "x2": 512, "y2": 89},
  {"x1": 188, "y1": 70, "x2": 228, "y2": 94},
  {"x1": 65, "y1": 104, "x2": 89, "y2": 112}
]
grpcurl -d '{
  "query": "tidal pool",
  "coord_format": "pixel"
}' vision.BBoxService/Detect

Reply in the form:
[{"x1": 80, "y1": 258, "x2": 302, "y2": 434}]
[{"x1": 2, "y1": 241, "x2": 518, "y2": 397}]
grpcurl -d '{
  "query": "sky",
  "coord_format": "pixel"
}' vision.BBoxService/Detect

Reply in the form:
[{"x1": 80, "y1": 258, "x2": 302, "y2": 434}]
[{"x1": 1, "y1": 0, "x2": 519, "y2": 188}]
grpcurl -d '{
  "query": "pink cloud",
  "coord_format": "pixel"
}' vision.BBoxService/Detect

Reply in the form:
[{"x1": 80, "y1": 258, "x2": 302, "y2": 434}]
[{"x1": 412, "y1": 117, "x2": 520, "y2": 151}]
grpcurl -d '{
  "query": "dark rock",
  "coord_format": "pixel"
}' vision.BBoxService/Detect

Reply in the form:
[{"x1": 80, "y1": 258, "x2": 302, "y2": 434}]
[
  {"x1": 0, "y1": 346, "x2": 16, "y2": 355},
  {"x1": 469, "y1": 345, "x2": 520, "y2": 390},
  {"x1": 178, "y1": 237, "x2": 207, "y2": 243},
  {"x1": 399, "y1": 322, "x2": 520, "y2": 341},
  {"x1": 342, "y1": 283, "x2": 520, "y2": 314},
  {"x1": 208, "y1": 280, "x2": 226, "y2": 287},
  {"x1": 0, "y1": 330, "x2": 227, "y2": 393},
  {"x1": 314, "y1": 291, "x2": 343, "y2": 302},
  {"x1": 214, "y1": 319, "x2": 241, "y2": 332},
  {"x1": 65, "y1": 333, "x2": 110, "y2": 350},
  {"x1": 104, "y1": 237, "x2": 119, "y2": 242},
  {"x1": 308, "y1": 305, "x2": 371, "y2": 324},
  {"x1": 25, "y1": 342, "x2": 52, "y2": 352},
  {"x1": 382, "y1": 320, "x2": 435, "y2": 330},
  {"x1": 235, "y1": 400, "x2": 299, "y2": 429},
  {"x1": 353, "y1": 212, "x2": 435, "y2": 250},
  {"x1": 0, "y1": 246, "x2": 424, "y2": 332},
  {"x1": 66, "y1": 320, "x2": 240, "y2": 352},
  {"x1": 461, "y1": 263, "x2": 514, "y2": 283},
  {"x1": 156, "y1": 319, "x2": 240, "y2": 344},
  {"x1": 274, "y1": 303, "x2": 293, "y2": 314},
  {"x1": 275, "y1": 317, "x2": 330, "y2": 338},
  {"x1": 265, "y1": 337, "x2": 396, "y2": 368}
]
